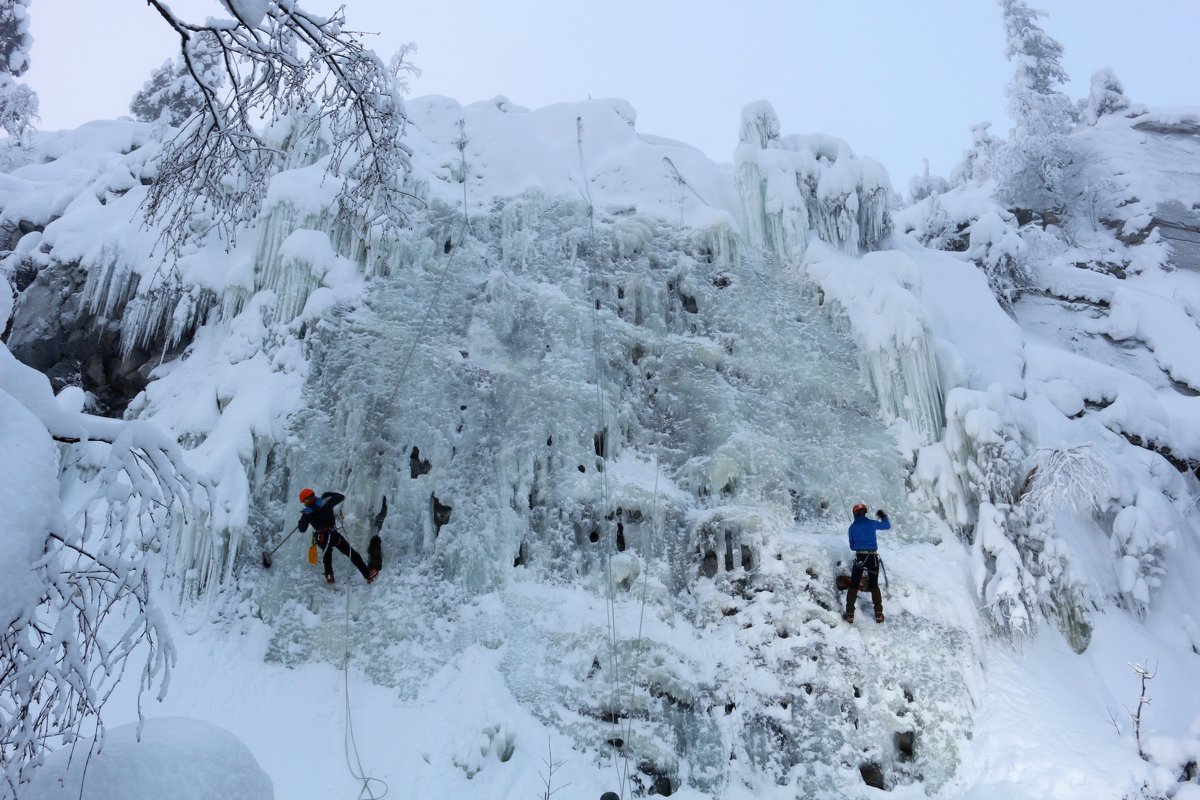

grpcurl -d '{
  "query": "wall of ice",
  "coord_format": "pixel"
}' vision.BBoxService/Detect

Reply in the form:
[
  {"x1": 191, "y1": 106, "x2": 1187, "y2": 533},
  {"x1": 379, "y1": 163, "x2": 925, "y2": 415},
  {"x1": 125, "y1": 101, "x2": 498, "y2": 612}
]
[
  {"x1": 1, "y1": 96, "x2": 998, "y2": 797},
  {"x1": 276, "y1": 190, "x2": 913, "y2": 592}
]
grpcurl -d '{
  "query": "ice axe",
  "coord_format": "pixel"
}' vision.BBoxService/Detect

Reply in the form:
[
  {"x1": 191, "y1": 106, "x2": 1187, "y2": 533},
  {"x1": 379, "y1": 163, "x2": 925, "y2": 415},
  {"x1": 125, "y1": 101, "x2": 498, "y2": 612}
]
[{"x1": 262, "y1": 525, "x2": 300, "y2": 569}]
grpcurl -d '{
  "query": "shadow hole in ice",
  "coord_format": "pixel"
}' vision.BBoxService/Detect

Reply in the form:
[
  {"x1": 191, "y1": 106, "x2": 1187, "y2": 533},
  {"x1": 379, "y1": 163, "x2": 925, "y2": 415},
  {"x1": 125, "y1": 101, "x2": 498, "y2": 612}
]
[
  {"x1": 431, "y1": 494, "x2": 453, "y2": 536},
  {"x1": 409, "y1": 446, "x2": 431, "y2": 478},
  {"x1": 859, "y1": 762, "x2": 885, "y2": 790}
]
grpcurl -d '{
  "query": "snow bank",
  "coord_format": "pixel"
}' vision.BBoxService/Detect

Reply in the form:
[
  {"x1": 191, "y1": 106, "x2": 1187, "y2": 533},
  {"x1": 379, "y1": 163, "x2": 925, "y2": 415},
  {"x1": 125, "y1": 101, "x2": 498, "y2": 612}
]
[
  {"x1": 804, "y1": 238, "x2": 1024, "y2": 448},
  {"x1": 0, "y1": 352, "x2": 60, "y2": 626},
  {"x1": 22, "y1": 717, "x2": 274, "y2": 800}
]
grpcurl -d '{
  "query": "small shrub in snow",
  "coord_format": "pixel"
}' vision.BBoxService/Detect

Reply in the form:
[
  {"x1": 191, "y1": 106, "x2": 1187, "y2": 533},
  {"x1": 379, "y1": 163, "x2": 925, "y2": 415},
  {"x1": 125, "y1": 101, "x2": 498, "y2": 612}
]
[
  {"x1": 1111, "y1": 499, "x2": 1173, "y2": 615},
  {"x1": 966, "y1": 211, "x2": 1032, "y2": 308},
  {"x1": 1080, "y1": 67, "x2": 1132, "y2": 126}
]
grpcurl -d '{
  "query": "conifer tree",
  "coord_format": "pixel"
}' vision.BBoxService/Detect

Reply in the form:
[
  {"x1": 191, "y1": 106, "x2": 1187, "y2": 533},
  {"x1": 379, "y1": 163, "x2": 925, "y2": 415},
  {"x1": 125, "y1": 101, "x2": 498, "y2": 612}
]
[
  {"x1": 0, "y1": 0, "x2": 37, "y2": 141},
  {"x1": 996, "y1": 0, "x2": 1076, "y2": 211},
  {"x1": 130, "y1": 32, "x2": 224, "y2": 126},
  {"x1": 1080, "y1": 67, "x2": 1131, "y2": 126}
]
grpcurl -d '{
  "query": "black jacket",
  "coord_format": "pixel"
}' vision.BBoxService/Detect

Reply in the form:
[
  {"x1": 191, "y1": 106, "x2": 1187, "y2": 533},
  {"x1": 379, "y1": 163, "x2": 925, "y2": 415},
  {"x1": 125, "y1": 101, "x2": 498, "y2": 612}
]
[{"x1": 298, "y1": 492, "x2": 344, "y2": 533}]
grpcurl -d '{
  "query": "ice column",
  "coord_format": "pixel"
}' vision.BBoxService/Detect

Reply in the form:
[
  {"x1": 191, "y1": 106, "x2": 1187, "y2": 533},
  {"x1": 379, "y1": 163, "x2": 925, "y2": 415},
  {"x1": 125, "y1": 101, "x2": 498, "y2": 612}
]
[{"x1": 735, "y1": 101, "x2": 893, "y2": 262}]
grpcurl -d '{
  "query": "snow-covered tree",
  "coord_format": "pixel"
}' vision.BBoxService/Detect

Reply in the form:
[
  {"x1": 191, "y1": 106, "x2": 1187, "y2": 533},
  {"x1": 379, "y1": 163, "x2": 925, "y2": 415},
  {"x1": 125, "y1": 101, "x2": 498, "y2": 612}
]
[
  {"x1": 996, "y1": 0, "x2": 1076, "y2": 210},
  {"x1": 1110, "y1": 493, "x2": 1175, "y2": 617},
  {"x1": 1079, "y1": 67, "x2": 1131, "y2": 126},
  {"x1": 142, "y1": 0, "x2": 417, "y2": 252},
  {"x1": 925, "y1": 390, "x2": 1107, "y2": 643},
  {"x1": 1015, "y1": 445, "x2": 1114, "y2": 649},
  {"x1": 932, "y1": 385, "x2": 1044, "y2": 635},
  {"x1": 0, "y1": 345, "x2": 206, "y2": 794},
  {"x1": 965, "y1": 210, "x2": 1032, "y2": 308},
  {"x1": 950, "y1": 121, "x2": 1003, "y2": 186},
  {"x1": 130, "y1": 31, "x2": 224, "y2": 126},
  {"x1": 0, "y1": 0, "x2": 37, "y2": 142},
  {"x1": 909, "y1": 159, "x2": 950, "y2": 204}
]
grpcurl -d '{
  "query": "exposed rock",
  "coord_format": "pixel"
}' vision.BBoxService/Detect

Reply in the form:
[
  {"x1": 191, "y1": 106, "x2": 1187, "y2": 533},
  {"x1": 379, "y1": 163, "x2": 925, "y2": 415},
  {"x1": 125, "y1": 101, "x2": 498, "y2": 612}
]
[
  {"x1": 1153, "y1": 200, "x2": 1200, "y2": 271},
  {"x1": 6, "y1": 261, "x2": 162, "y2": 415},
  {"x1": 1132, "y1": 116, "x2": 1200, "y2": 137}
]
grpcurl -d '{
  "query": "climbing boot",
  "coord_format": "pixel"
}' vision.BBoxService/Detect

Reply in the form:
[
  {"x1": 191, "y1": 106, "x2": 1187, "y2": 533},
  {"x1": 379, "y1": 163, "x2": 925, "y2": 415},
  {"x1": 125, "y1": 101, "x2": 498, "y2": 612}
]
[
  {"x1": 842, "y1": 612, "x2": 854, "y2": 624},
  {"x1": 874, "y1": 612, "x2": 885, "y2": 623},
  {"x1": 325, "y1": 574, "x2": 335, "y2": 585},
  {"x1": 366, "y1": 568, "x2": 379, "y2": 584}
]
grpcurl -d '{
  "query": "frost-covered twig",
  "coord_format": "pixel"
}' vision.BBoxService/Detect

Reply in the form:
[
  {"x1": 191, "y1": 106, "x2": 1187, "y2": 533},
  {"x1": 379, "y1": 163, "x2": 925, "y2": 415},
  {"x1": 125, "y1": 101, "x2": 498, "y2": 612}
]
[
  {"x1": 1128, "y1": 661, "x2": 1155, "y2": 762},
  {"x1": 1019, "y1": 444, "x2": 1113, "y2": 519},
  {"x1": 537, "y1": 739, "x2": 569, "y2": 800},
  {"x1": 0, "y1": 368, "x2": 208, "y2": 792}
]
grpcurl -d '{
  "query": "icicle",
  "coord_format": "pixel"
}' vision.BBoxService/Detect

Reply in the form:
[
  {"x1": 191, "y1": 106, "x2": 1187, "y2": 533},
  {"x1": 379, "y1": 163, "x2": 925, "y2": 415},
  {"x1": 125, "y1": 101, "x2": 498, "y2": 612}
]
[
  {"x1": 691, "y1": 222, "x2": 739, "y2": 270},
  {"x1": 859, "y1": 332, "x2": 946, "y2": 446}
]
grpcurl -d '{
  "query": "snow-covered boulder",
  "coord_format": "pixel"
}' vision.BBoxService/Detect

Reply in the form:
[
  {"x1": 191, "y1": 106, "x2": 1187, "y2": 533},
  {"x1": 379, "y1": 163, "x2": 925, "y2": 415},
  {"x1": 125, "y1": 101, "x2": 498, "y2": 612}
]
[{"x1": 22, "y1": 718, "x2": 273, "y2": 800}]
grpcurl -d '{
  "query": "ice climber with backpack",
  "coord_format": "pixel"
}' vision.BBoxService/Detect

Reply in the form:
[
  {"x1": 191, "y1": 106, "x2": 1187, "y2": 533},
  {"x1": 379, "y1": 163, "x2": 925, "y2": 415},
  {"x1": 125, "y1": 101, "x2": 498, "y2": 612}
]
[
  {"x1": 843, "y1": 502, "x2": 890, "y2": 624},
  {"x1": 298, "y1": 488, "x2": 378, "y2": 585}
]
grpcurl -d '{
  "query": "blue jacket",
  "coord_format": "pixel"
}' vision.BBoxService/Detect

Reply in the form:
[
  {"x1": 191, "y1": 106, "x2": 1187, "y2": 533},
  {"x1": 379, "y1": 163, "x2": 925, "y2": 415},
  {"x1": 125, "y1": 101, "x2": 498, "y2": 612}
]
[{"x1": 848, "y1": 515, "x2": 890, "y2": 551}]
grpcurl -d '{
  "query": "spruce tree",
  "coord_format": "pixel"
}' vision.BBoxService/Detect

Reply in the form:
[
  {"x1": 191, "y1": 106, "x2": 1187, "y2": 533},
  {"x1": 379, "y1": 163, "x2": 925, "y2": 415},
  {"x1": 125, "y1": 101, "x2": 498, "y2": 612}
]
[
  {"x1": 0, "y1": 0, "x2": 37, "y2": 141},
  {"x1": 996, "y1": 0, "x2": 1076, "y2": 211},
  {"x1": 130, "y1": 32, "x2": 224, "y2": 126},
  {"x1": 1080, "y1": 67, "x2": 1131, "y2": 126}
]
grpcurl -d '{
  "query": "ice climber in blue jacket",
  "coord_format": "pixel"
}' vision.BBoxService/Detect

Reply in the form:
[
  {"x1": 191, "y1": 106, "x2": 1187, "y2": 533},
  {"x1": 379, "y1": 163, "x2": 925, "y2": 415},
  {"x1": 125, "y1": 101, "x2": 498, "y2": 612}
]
[{"x1": 844, "y1": 503, "x2": 890, "y2": 624}]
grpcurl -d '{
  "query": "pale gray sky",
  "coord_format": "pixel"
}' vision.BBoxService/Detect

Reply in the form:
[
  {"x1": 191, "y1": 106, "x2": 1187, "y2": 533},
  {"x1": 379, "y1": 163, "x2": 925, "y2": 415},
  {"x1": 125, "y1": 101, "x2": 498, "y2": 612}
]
[{"x1": 23, "y1": 1, "x2": 1200, "y2": 188}]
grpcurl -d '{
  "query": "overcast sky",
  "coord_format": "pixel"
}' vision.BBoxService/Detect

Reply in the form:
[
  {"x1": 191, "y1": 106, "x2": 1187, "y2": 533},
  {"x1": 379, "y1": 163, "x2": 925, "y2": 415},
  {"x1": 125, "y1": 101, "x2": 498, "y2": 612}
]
[{"x1": 23, "y1": 1, "x2": 1199, "y2": 189}]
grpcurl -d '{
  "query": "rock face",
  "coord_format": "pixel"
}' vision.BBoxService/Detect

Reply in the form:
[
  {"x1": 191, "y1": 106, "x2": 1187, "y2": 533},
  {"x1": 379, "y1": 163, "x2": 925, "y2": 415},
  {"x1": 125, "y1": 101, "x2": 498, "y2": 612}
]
[
  {"x1": 6, "y1": 261, "x2": 158, "y2": 415},
  {"x1": 1153, "y1": 200, "x2": 1200, "y2": 271}
]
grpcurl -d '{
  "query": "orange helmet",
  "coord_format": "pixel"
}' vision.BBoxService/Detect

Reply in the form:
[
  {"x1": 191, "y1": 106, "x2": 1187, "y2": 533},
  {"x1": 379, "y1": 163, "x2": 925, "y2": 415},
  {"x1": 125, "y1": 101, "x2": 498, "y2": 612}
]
[
  {"x1": 298, "y1": 488, "x2": 316, "y2": 502},
  {"x1": 852, "y1": 503, "x2": 868, "y2": 516}
]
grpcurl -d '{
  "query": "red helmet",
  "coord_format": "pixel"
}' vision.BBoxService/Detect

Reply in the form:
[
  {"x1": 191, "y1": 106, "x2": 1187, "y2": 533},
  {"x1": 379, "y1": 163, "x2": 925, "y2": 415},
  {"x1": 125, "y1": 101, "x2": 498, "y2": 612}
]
[
  {"x1": 298, "y1": 488, "x2": 316, "y2": 502},
  {"x1": 852, "y1": 503, "x2": 868, "y2": 516}
]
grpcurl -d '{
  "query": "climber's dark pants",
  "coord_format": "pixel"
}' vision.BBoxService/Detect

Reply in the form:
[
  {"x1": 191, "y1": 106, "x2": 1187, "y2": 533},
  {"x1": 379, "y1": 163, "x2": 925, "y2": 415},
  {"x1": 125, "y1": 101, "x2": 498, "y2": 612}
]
[
  {"x1": 845, "y1": 551, "x2": 883, "y2": 617},
  {"x1": 319, "y1": 530, "x2": 371, "y2": 580}
]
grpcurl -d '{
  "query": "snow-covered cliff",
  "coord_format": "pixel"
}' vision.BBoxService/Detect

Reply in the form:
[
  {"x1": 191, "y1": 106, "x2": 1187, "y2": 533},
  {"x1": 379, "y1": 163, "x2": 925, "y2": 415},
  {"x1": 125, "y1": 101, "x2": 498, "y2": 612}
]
[{"x1": 2, "y1": 91, "x2": 1199, "y2": 800}]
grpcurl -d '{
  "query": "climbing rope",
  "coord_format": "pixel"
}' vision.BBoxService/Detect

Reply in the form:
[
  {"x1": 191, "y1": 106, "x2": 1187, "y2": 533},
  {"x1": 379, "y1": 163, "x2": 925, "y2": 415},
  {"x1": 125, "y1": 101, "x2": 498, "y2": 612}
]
[
  {"x1": 385, "y1": 144, "x2": 472, "y2": 407},
  {"x1": 342, "y1": 559, "x2": 389, "y2": 799},
  {"x1": 617, "y1": 448, "x2": 664, "y2": 781},
  {"x1": 321, "y1": 122, "x2": 473, "y2": 798},
  {"x1": 575, "y1": 114, "x2": 630, "y2": 795}
]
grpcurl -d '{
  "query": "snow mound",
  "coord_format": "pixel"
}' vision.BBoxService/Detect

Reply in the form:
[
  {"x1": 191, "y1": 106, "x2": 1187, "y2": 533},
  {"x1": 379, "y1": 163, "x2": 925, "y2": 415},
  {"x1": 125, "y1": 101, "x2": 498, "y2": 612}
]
[{"x1": 22, "y1": 718, "x2": 274, "y2": 800}]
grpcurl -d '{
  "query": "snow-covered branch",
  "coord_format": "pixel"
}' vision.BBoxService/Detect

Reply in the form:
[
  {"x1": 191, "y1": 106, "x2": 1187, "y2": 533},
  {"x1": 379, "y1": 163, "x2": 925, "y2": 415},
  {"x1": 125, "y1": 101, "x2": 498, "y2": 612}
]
[
  {"x1": 0, "y1": 347, "x2": 208, "y2": 793},
  {"x1": 1018, "y1": 444, "x2": 1113, "y2": 519},
  {"x1": 142, "y1": 0, "x2": 416, "y2": 252}
]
